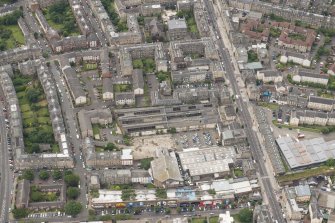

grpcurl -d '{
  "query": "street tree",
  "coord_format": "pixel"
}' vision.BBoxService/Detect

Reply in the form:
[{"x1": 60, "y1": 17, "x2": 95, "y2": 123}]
[
  {"x1": 22, "y1": 169, "x2": 34, "y2": 181},
  {"x1": 12, "y1": 208, "x2": 29, "y2": 219},
  {"x1": 64, "y1": 173, "x2": 80, "y2": 187},
  {"x1": 52, "y1": 170, "x2": 63, "y2": 180},
  {"x1": 65, "y1": 201, "x2": 82, "y2": 217},
  {"x1": 237, "y1": 208, "x2": 253, "y2": 223},
  {"x1": 39, "y1": 170, "x2": 50, "y2": 180},
  {"x1": 67, "y1": 187, "x2": 80, "y2": 200}
]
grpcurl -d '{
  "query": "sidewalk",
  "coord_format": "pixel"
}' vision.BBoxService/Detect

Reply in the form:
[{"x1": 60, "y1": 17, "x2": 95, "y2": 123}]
[{"x1": 213, "y1": 6, "x2": 240, "y2": 74}]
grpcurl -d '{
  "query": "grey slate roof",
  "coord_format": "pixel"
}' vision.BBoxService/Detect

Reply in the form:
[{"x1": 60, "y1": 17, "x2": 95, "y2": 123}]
[
  {"x1": 102, "y1": 78, "x2": 113, "y2": 93},
  {"x1": 309, "y1": 96, "x2": 334, "y2": 105},
  {"x1": 168, "y1": 18, "x2": 187, "y2": 30},
  {"x1": 299, "y1": 70, "x2": 328, "y2": 79},
  {"x1": 132, "y1": 69, "x2": 144, "y2": 90}
]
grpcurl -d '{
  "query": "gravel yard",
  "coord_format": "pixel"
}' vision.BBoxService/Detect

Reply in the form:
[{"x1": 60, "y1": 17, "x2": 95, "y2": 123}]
[{"x1": 131, "y1": 134, "x2": 176, "y2": 160}]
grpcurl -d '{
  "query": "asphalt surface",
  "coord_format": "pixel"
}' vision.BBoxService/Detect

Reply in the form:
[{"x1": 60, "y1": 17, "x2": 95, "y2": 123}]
[
  {"x1": 203, "y1": 0, "x2": 285, "y2": 222},
  {"x1": 81, "y1": 0, "x2": 108, "y2": 46},
  {"x1": 98, "y1": 207, "x2": 243, "y2": 222},
  {"x1": 50, "y1": 62, "x2": 89, "y2": 221},
  {"x1": 0, "y1": 102, "x2": 12, "y2": 223}
]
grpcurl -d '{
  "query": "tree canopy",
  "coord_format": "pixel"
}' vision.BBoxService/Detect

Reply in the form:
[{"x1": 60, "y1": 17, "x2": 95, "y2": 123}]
[
  {"x1": 65, "y1": 201, "x2": 82, "y2": 216},
  {"x1": 105, "y1": 142, "x2": 119, "y2": 151},
  {"x1": 140, "y1": 158, "x2": 153, "y2": 170},
  {"x1": 12, "y1": 208, "x2": 29, "y2": 219},
  {"x1": 326, "y1": 159, "x2": 335, "y2": 167},
  {"x1": 100, "y1": 0, "x2": 128, "y2": 32},
  {"x1": 22, "y1": 169, "x2": 34, "y2": 181},
  {"x1": 46, "y1": 2, "x2": 78, "y2": 36},
  {"x1": 236, "y1": 208, "x2": 253, "y2": 223},
  {"x1": 28, "y1": 143, "x2": 40, "y2": 154},
  {"x1": 64, "y1": 173, "x2": 80, "y2": 187},
  {"x1": 26, "y1": 88, "x2": 41, "y2": 103},
  {"x1": 156, "y1": 71, "x2": 169, "y2": 82},
  {"x1": 132, "y1": 59, "x2": 143, "y2": 69},
  {"x1": 39, "y1": 170, "x2": 50, "y2": 181},
  {"x1": 0, "y1": 9, "x2": 22, "y2": 26},
  {"x1": 52, "y1": 170, "x2": 63, "y2": 180},
  {"x1": 67, "y1": 187, "x2": 80, "y2": 200}
]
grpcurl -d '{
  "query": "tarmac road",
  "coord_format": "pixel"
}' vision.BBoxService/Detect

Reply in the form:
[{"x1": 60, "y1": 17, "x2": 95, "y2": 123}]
[{"x1": 203, "y1": 0, "x2": 285, "y2": 222}]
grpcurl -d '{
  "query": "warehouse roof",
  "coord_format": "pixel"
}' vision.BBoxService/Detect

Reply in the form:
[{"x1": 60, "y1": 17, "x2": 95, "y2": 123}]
[
  {"x1": 276, "y1": 137, "x2": 335, "y2": 169},
  {"x1": 178, "y1": 147, "x2": 236, "y2": 177}
]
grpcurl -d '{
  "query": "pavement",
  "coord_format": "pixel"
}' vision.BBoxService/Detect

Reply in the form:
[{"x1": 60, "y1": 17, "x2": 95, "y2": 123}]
[
  {"x1": 254, "y1": 107, "x2": 286, "y2": 175},
  {"x1": 0, "y1": 102, "x2": 13, "y2": 223},
  {"x1": 204, "y1": 0, "x2": 285, "y2": 222},
  {"x1": 81, "y1": 0, "x2": 108, "y2": 46},
  {"x1": 50, "y1": 62, "x2": 89, "y2": 221},
  {"x1": 98, "y1": 207, "x2": 243, "y2": 222}
]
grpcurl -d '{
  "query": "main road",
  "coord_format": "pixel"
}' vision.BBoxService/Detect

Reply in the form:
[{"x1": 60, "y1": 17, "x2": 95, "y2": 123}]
[
  {"x1": 203, "y1": 0, "x2": 285, "y2": 222},
  {"x1": 50, "y1": 62, "x2": 89, "y2": 221},
  {"x1": 0, "y1": 101, "x2": 12, "y2": 223}
]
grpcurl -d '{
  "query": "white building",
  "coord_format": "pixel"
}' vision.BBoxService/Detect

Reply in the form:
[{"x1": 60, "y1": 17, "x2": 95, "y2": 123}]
[
  {"x1": 307, "y1": 96, "x2": 334, "y2": 112},
  {"x1": 132, "y1": 69, "x2": 144, "y2": 96},
  {"x1": 236, "y1": 47, "x2": 248, "y2": 63},
  {"x1": 257, "y1": 70, "x2": 283, "y2": 83},
  {"x1": 219, "y1": 211, "x2": 234, "y2": 223},
  {"x1": 293, "y1": 70, "x2": 329, "y2": 85},
  {"x1": 280, "y1": 53, "x2": 311, "y2": 67},
  {"x1": 115, "y1": 92, "x2": 135, "y2": 106},
  {"x1": 102, "y1": 78, "x2": 113, "y2": 100}
]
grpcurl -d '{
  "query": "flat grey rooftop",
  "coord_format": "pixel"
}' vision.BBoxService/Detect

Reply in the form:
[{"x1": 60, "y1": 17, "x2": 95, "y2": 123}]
[{"x1": 168, "y1": 18, "x2": 187, "y2": 30}]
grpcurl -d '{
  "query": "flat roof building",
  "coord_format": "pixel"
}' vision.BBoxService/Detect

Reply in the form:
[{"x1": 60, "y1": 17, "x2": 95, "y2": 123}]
[
  {"x1": 151, "y1": 149, "x2": 183, "y2": 188},
  {"x1": 115, "y1": 103, "x2": 219, "y2": 136},
  {"x1": 178, "y1": 147, "x2": 236, "y2": 180},
  {"x1": 167, "y1": 18, "x2": 188, "y2": 41},
  {"x1": 78, "y1": 109, "x2": 113, "y2": 138},
  {"x1": 276, "y1": 136, "x2": 335, "y2": 169},
  {"x1": 62, "y1": 66, "x2": 87, "y2": 105}
]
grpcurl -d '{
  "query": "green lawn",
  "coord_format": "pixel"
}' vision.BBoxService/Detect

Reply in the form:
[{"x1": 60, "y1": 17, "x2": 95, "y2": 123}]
[
  {"x1": 24, "y1": 127, "x2": 35, "y2": 134},
  {"x1": 23, "y1": 118, "x2": 36, "y2": 126},
  {"x1": 84, "y1": 63, "x2": 98, "y2": 71},
  {"x1": 52, "y1": 144, "x2": 60, "y2": 153},
  {"x1": 37, "y1": 117, "x2": 51, "y2": 124},
  {"x1": 37, "y1": 99, "x2": 48, "y2": 107},
  {"x1": 18, "y1": 95, "x2": 29, "y2": 104},
  {"x1": 192, "y1": 217, "x2": 207, "y2": 223},
  {"x1": 320, "y1": 93, "x2": 334, "y2": 99},
  {"x1": 40, "y1": 125, "x2": 53, "y2": 132},
  {"x1": 209, "y1": 217, "x2": 218, "y2": 223},
  {"x1": 17, "y1": 91, "x2": 26, "y2": 99},
  {"x1": 45, "y1": 17, "x2": 63, "y2": 31},
  {"x1": 22, "y1": 111, "x2": 34, "y2": 119},
  {"x1": 95, "y1": 147, "x2": 104, "y2": 152},
  {"x1": 258, "y1": 102, "x2": 279, "y2": 111},
  {"x1": 36, "y1": 108, "x2": 49, "y2": 116},
  {"x1": 234, "y1": 169, "x2": 244, "y2": 177},
  {"x1": 114, "y1": 84, "x2": 132, "y2": 93},
  {"x1": 187, "y1": 17, "x2": 198, "y2": 34},
  {"x1": 0, "y1": 25, "x2": 24, "y2": 49},
  {"x1": 30, "y1": 186, "x2": 59, "y2": 202},
  {"x1": 272, "y1": 120, "x2": 322, "y2": 133},
  {"x1": 232, "y1": 214, "x2": 241, "y2": 223},
  {"x1": 13, "y1": 75, "x2": 58, "y2": 153},
  {"x1": 7, "y1": 25, "x2": 24, "y2": 43},
  {"x1": 42, "y1": 4, "x2": 80, "y2": 37},
  {"x1": 288, "y1": 33, "x2": 306, "y2": 41},
  {"x1": 20, "y1": 104, "x2": 31, "y2": 112},
  {"x1": 92, "y1": 124, "x2": 100, "y2": 136},
  {"x1": 277, "y1": 166, "x2": 335, "y2": 183}
]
